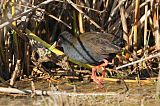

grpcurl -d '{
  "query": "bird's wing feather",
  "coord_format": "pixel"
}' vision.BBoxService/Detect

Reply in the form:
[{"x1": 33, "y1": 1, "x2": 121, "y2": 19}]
[
  {"x1": 79, "y1": 33, "x2": 120, "y2": 57},
  {"x1": 82, "y1": 32, "x2": 115, "y2": 42}
]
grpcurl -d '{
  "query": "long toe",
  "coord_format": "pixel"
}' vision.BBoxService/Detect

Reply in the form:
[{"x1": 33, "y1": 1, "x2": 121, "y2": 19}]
[
  {"x1": 91, "y1": 66, "x2": 106, "y2": 85},
  {"x1": 96, "y1": 76, "x2": 105, "y2": 83},
  {"x1": 91, "y1": 76, "x2": 104, "y2": 85}
]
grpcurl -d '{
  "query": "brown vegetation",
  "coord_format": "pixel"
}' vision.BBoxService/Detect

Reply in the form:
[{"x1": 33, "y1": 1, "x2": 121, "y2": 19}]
[{"x1": 0, "y1": 0, "x2": 160, "y2": 97}]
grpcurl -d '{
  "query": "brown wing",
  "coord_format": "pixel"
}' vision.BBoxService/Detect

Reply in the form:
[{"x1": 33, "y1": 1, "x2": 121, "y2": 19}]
[
  {"x1": 79, "y1": 32, "x2": 120, "y2": 58},
  {"x1": 81, "y1": 32, "x2": 115, "y2": 42}
]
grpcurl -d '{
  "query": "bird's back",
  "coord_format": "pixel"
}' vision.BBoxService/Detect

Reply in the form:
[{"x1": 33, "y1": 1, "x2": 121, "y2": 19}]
[{"x1": 60, "y1": 31, "x2": 121, "y2": 64}]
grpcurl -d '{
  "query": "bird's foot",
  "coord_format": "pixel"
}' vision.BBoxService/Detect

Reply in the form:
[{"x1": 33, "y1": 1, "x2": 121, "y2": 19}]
[
  {"x1": 91, "y1": 75, "x2": 105, "y2": 85},
  {"x1": 91, "y1": 59, "x2": 108, "y2": 86}
]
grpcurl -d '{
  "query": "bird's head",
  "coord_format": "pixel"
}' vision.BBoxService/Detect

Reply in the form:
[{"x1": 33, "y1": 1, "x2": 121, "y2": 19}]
[{"x1": 58, "y1": 31, "x2": 74, "y2": 44}]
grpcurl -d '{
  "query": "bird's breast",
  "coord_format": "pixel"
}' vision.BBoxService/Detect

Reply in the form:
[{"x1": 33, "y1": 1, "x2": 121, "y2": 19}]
[{"x1": 62, "y1": 42, "x2": 99, "y2": 64}]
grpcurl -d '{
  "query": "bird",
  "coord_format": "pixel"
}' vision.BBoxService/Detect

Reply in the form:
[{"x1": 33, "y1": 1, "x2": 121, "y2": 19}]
[{"x1": 58, "y1": 31, "x2": 122, "y2": 85}]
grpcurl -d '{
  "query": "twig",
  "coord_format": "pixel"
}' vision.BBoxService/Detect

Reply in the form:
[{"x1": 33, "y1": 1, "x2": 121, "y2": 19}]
[
  {"x1": 116, "y1": 52, "x2": 160, "y2": 70},
  {"x1": 103, "y1": 77, "x2": 154, "y2": 84},
  {"x1": 108, "y1": 0, "x2": 125, "y2": 23},
  {"x1": 0, "y1": 0, "x2": 55, "y2": 29},
  {"x1": 119, "y1": 0, "x2": 128, "y2": 44},
  {"x1": 38, "y1": 8, "x2": 72, "y2": 29},
  {"x1": 0, "y1": 87, "x2": 118, "y2": 96},
  {"x1": 138, "y1": 10, "x2": 150, "y2": 26},
  {"x1": 10, "y1": 60, "x2": 21, "y2": 86},
  {"x1": 108, "y1": 1, "x2": 133, "y2": 33},
  {"x1": 66, "y1": 0, "x2": 104, "y2": 32}
]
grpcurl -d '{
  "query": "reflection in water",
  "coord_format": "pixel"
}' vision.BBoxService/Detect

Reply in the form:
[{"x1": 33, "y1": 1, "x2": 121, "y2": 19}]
[{"x1": 0, "y1": 89, "x2": 159, "y2": 106}]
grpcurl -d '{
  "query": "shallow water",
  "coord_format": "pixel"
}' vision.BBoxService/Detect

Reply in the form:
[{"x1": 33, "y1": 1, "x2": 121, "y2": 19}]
[
  {"x1": 0, "y1": 91, "x2": 159, "y2": 106},
  {"x1": 0, "y1": 78, "x2": 160, "y2": 106}
]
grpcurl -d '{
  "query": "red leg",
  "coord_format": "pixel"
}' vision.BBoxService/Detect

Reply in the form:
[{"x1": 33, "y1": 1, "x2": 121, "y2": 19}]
[
  {"x1": 101, "y1": 67, "x2": 106, "y2": 78},
  {"x1": 100, "y1": 59, "x2": 108, "y2": 78},
  {"x1": 91, "y1": 59, "x2": 108, "y2": 85}
]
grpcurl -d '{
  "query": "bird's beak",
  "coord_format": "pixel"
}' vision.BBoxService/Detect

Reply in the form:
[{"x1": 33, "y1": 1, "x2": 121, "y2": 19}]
[{"x1": 53, "y1": 41, "x2": 59, "y2": 48}]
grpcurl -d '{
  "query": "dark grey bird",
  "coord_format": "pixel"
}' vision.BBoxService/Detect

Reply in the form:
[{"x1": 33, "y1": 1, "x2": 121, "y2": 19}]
[{"x1": 58, "y1": 31, "x2": 122, "y2": 85}]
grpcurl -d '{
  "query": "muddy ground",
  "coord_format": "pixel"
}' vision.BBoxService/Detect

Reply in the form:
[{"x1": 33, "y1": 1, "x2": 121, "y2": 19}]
[{"x1": 0, "y1": 76, "x2": 160, "y2": 106}]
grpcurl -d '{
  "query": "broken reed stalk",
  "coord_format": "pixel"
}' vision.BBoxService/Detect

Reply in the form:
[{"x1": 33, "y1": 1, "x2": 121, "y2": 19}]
[
  {"x1": 25, "y1": 44, "x2": 30, "y2": 76},
  {"x1": 144, "y1": 0, "x2": 148, "y2": 52},
  {"x1": 78, "y1": 12, "x2": 84, "y2": 33},
  {"x1": 77, "y1": 0, "x2": 84, "y2": 33},
  {"x1": 10, "y1": 60, "x2": 21, "y2": 86},
  {"x1": 133, "y1": 0, "x2": 140, "y2": 56},
  {"x1": 142, "y1": 0, "x2": 149, "y2": 68},
  {"x1": 73, "y1": 0, "x2": 78, "y2": 34},
  {"x1": 119, "y1": 0, "x2": 128, "y2": 47},
  {"x1": 132, "y1": 0, "x2": 140, "y2": 72}
]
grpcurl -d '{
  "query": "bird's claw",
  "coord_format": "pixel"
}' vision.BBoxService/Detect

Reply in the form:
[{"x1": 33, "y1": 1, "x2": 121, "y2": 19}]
[{"x1": 91, "y1": 76, "x2": 105, "y2": 85}]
